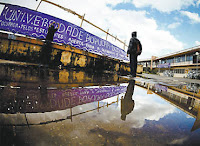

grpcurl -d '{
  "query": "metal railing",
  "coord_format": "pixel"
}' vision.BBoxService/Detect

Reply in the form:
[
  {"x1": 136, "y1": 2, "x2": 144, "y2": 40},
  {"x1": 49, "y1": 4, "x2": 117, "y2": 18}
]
[{"x1": 36, "y1": 0, "x2": 128, "y2": 50}]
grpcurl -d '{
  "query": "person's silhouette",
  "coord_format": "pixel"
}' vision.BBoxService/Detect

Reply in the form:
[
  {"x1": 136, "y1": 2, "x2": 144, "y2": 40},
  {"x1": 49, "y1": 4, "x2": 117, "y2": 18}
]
[
  {"x1": 121, "y1": 80, "x2": 135, "y2": 121},
  {"x1": 127, "y1": 32, "x2": 142, "y2": 77},
  {"x1": 40, "y1": 22, "x2": 59, "y2": 65}
]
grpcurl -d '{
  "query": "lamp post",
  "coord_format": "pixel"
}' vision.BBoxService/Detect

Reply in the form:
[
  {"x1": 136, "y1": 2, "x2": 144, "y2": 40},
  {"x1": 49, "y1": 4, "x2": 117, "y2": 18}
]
[{"x1": 196, "y1": 52, "x2": 199, "y2": 73}]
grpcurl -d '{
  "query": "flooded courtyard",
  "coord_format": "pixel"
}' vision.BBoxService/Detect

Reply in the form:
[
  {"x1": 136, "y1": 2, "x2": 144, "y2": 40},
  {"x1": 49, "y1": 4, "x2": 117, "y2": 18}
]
[{"x1": 0, "y1": 64, "x2": 200, "y2": 145}]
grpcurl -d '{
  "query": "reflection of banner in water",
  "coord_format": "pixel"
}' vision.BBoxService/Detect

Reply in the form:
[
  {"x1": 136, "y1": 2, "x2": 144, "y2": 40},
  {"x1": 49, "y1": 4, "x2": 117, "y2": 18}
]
[
  {"x1": 0, "y1": 4, "x2": 128, "y2": 61},
  {"x1": 155, "y1": 84, "x2": 168, "y2": 92},
  {"x1": 2, "y1": 86, "x2": 127, "y2": 113}
]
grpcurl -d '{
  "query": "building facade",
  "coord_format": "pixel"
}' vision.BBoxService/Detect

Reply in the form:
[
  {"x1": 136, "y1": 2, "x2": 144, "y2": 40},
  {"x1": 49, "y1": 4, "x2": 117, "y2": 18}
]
[{"x1": 138, "y1": 45, "x2": 200, "y2": 78}]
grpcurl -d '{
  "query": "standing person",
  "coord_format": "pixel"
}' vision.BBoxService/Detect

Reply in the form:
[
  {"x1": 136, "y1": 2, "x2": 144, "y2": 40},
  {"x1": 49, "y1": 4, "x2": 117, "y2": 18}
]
[
  {"x1": 40, "y1": 22, "x2": 59, "y2": 65},
  {"x1": 127, "y1": 31, "x2": 142, "y2": 77}
]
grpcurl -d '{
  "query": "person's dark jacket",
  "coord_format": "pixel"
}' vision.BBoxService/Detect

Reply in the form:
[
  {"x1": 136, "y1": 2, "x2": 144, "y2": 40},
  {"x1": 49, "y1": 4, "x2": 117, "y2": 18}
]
[{"x1": 127, "y1": 37, "x2": 142, "y2": 55}]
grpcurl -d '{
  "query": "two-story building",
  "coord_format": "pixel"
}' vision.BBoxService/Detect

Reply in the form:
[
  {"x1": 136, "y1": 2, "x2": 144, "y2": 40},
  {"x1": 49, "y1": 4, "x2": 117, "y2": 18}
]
[{"x1": 138, "y1": 45, "x2": 200, "y2": 78}]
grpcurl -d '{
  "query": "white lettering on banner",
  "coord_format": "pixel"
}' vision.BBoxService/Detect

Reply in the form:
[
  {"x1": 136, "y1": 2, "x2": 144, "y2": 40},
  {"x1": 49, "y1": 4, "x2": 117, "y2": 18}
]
[
  {"x1": 4, "y1": 7, "x2": 13, "y2": 20},
  {"x1": 33, "y1": 15, "x2": 43, "y2": 26},
  {"x1": 71, "y1": 28, "x2": 84, "y2": 40},
  {"x1": 68, "y1": 38, "x2": 84, "y2": 46},
  {"x1": 71, "y1": 28, "x2": 79, "y2": 37},
  {"x1": 57, "y1": 23, "x2": 65, "y2": 33},
  {"x1": 86, "y1": 34, "x2": 90, "y2": 42},
  {"x1": 54, "y1": 33, "x2": 63, "y2": 39},
  {"x1": 41, "y1": 17, "x2": 49, "y2": 27},
  {"x1": 3, "y1": 7, "x2": 49, "y2": 28},
  {"x1": 1, "y1": 20, "x2": 18, "y2": 28},
  {"x1": 86, "y1": 34, "x2": 113, "y2": 49},
  {"x1": 66, "y1": 25, "x2": 73, "y2": 35},
  {"x1": 48, "y1": 20, "x2": 55, "y2": 26},
  {"x1": 34, "y1": 27, "x2": 47, "y2": 33},
  {"x1": 0, "y1": 5, "x2": 128, "y2": 61},
  {"x1": 80, "y1": 90, "x2": 89, "y2": 95},
  {"x1": 26, "y1": 14, "x2": 35, "y2": 24},
  {"x1": 78, "y1": 31, "x2": 83, "y2": 40},
  {"x1": 11, "y1": 10, "x2": 22, "y2": 21},
  {"x1": 20, "y1": 12, "x2": 26, "y2": 22},
  {"x1": 86, "y1": 43, "x2": 94, "y2": 49}
]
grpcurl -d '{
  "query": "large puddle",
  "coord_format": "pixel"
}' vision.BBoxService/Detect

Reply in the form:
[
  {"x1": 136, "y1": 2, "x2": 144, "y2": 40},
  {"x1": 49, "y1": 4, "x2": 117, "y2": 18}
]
[{"x1": 1, "y1": 64, "x2": 200, "y2": 145}]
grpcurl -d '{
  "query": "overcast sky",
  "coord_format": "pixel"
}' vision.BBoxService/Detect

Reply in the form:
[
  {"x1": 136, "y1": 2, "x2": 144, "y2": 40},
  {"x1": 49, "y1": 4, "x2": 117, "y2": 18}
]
[{"x1": 1, "y1": 0, "x2": 200, "y2": 60}]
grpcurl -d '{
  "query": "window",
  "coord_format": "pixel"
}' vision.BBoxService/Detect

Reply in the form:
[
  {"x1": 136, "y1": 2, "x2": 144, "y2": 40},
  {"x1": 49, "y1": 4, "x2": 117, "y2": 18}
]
[
  {"x1": 173, "y1": 69, "x2": 185, "y2": 74},
  {"x1": 186, "y1": 55, "x2": 193, "y2": 61},
  {"x1": 161, "y1": 60, "x2": 166, "y2": 64},
  {"x1": 180, "y1": 56, "x2": 185, "y2": 62},
  {"x1": 167, "y1": 58, "x2": 174, "y2": 63}
]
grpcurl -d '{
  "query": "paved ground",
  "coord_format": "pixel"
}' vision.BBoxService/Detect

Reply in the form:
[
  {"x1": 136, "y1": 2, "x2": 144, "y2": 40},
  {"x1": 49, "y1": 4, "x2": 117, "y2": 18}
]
[{"x1": 137, "y1": 73, "x2": 200, "y2": 85}]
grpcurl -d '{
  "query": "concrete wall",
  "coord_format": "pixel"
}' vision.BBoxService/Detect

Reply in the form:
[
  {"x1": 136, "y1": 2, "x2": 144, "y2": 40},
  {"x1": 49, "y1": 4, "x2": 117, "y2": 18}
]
[{"x1": 0, "y1": 32, "x2": 130, "y2": 74}]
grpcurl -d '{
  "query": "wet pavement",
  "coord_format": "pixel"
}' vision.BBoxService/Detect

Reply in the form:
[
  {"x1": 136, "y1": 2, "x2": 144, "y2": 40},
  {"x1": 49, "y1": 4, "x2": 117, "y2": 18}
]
[{"x1": 1, "y1": 63, "x2": 200, "y2": 145}]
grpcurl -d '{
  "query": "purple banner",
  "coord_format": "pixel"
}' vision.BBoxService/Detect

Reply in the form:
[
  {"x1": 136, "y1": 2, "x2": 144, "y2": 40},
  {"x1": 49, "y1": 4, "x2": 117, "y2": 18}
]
[{"x1": 0, "y1": 4, "x2": 128, "y2": 61}]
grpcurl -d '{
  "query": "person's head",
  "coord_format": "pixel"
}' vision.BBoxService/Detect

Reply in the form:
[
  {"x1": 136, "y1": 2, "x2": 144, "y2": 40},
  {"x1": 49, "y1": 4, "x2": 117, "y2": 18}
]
[
  {"x1": 49, "y1": 22, "x2": 56, "y2": 28},
  {"x1": 132, "y1": 31, "x2": 137, "y2": 37},
  {"x1": 50, "y1": 25, "x2": 55, "y2": 28}
]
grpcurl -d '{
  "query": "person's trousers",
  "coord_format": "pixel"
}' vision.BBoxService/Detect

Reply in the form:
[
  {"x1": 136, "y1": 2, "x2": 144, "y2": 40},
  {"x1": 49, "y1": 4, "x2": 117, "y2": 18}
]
[{"x1": 130, "y1": 54, "x2": 138, "y2": 77}]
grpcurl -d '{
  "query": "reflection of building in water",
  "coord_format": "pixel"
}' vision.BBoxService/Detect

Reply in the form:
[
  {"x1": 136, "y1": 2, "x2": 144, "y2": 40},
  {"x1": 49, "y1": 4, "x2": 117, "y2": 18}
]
[
  {"x1": 0, "y1": 64, "x2": 129, "y2": 126},
  {"x1": 0, "y1": 64, "x2": 128, "y2": 88},
  {"x1": 185, "y1": 83, "x2": 200, "y2": 94},
  {"x1": 136, "y1": 80, "x2": 200, "y2": 132}
]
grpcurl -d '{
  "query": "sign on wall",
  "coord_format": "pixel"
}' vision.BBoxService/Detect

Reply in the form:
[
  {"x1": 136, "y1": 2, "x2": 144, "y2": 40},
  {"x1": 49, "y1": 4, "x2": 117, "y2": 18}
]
[
  {"x1": 0, "y1": 4, "x2": 129, "y2": 61},
  {"x1": 158, "y1": 63, "x2": 171, "y2": 68}
]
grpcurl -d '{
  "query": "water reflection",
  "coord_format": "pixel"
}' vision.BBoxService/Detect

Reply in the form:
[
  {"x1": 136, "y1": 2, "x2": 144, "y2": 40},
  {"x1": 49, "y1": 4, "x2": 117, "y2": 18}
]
[
  {"x1": 1, "y1": 85, "x2": 126, "y2": 114},
  {"x1": 2, "y1": 64, "x2": 200, "y2": 145},
  {"x1": 0, "y1": 75, "x2": 127, "y2": 126},
  {"x1": 0, "y1": 64, "x2": 127, "y2": 87},
  {"x1": 121, "y1": 80, "x2": 135, "y2": 121},
  {"x1": 135, "y1": 78, "x2": 200, "y2": 132}
]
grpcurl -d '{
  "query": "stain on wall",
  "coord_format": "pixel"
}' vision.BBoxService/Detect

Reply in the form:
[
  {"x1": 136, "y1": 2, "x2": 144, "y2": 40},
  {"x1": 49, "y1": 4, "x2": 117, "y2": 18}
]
[
  {"x1": 0, "y1": 32, "x2": 130, "y2": 74},
  {"x1": 74, "y1": 54, "x2": 87, "y2": 68},
  {"x1": 60, "y1": 51, "x2": 72, "y2": 66}
]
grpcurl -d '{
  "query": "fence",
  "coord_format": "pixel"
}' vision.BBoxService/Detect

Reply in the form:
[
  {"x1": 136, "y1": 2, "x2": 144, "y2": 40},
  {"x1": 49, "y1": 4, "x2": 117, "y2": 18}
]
[{"x1": 36, "y1": 0, "x2": 128, "y2": 50}]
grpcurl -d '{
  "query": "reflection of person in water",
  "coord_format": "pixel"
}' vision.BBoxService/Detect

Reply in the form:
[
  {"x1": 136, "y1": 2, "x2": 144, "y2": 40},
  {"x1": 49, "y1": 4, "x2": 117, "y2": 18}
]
[
  {"x1": 38, "y1": 68, "x2": 49, "y2": 104},
  {"x1": 40, "y1": 22, "x2": 59, "y2": 65},
  {"x1": 121, "y1": 80, "x2": 135, "y2": 121}
]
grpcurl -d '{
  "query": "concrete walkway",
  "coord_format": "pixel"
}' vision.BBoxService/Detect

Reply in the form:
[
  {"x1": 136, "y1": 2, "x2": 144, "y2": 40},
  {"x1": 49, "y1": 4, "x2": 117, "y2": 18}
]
[{"x1": 137, "y1": 73, "x2": 200, "y2": 84}]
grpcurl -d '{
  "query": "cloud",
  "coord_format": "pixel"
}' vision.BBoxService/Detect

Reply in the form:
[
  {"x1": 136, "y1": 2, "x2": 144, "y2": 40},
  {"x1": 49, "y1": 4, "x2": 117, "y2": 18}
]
[
  {"x1": 180, "y1": 11, "x2": 200, "y2": 23},
  {"x1": 0, "y1": 0, "x2": 184, "y2": 59},
  {"x1": 195, "y1": 41, "x2": 200, "y2": 46},
  {"x1": 34, "y1": 0, "x2": 184, "y2": 59},
  {"x1": 0, "y1": 0, "x2": 39, "y2": 9},
  {"x1": 128, "y1": 87, "x2": 176, "y2": 128},
  {"x1": 168, "y1": 22, "x2": 181, "y2": 29},
  {"x1": 197, "y1": 0, "x2": 200, "y2": 7},
  {"x1": 132, "y1": 0, "x2": 195, "y2": 13}
]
